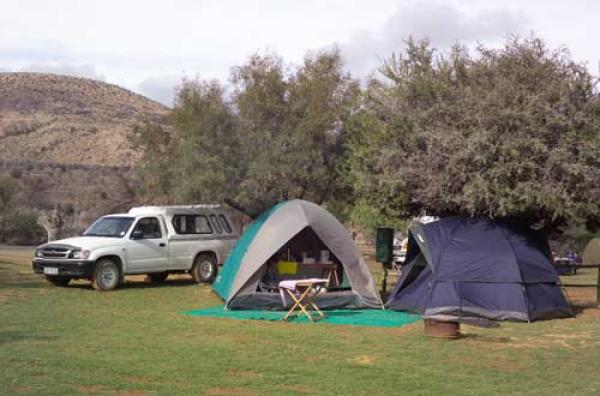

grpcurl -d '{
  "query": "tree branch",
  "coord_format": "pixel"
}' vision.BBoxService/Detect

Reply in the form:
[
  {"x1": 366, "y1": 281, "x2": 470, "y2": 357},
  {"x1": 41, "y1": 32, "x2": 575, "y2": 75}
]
[{"x1": 224, "y1": 198, "x2": 256, "y2": 219}]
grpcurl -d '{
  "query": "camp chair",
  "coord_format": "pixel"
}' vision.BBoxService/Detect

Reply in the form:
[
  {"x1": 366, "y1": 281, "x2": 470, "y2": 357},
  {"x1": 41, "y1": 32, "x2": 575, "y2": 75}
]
[{"x1": 278, "y1": 278, "x2": 329, "y2": 322}]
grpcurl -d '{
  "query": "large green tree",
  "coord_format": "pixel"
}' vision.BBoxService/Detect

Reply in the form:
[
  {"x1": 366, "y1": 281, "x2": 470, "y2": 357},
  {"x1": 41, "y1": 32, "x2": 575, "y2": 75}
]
[
  {"x1": 131, "y1": 80, "x2": 238, "y2": 205},
  {"x1": 132, "y1": 49, "x2": 358, "y2": 218},
  {"x1": 345, "y1": 37, "x2": 600, "y2": 233}
]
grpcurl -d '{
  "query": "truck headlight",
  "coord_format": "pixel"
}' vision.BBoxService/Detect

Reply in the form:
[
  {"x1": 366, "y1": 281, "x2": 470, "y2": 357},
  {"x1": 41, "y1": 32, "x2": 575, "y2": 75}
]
[
  {"x1": 72, "y1": 249, "x2": 91, "y2": 259},
  {"x1": 35, "y1": 249, "x2": 43, "y2": 258}
]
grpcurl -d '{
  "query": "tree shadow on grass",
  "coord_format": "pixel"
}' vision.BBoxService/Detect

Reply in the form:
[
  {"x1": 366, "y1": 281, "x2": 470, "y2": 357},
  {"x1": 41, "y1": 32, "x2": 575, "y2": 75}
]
[
  {"x1": 1, "y1": 271, "x2": 198, "y2": 292},
  {"x1": 0, "y1": 263, "x2": 46, "y2": 290},
  {"x1": 66, "y1": 278, "x2": 198, "y2": 291},
  {"x1": 457, "y1": 333, "x2": 512, "y2": 343},
  {"x1": 0, "y1": 279, "x2": 48, "y2": 290},
  {"x1": 570, "y1": 304, "x2": 600, "y2": 317},
  {"x1": 0, "y1": 331, "x2": 58, "y2": 345}
]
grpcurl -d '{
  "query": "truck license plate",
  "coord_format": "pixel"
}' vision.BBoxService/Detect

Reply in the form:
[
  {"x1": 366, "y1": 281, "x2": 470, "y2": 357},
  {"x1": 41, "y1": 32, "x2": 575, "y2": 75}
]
[{"x1": 43, "y1": 267, "x2": 59, "y2": 275}]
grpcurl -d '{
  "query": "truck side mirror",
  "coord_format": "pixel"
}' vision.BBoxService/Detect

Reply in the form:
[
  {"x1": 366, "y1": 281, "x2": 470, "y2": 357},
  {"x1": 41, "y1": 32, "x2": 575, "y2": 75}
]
[{"x1": 131, "y1": 229, "x2": 143, "y2": 240}]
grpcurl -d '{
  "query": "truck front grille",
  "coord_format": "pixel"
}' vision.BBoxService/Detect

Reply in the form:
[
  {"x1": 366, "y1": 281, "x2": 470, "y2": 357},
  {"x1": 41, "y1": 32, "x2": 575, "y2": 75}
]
[{"x1": 41, "y1": 246, "x2": 70, "y2": 258}]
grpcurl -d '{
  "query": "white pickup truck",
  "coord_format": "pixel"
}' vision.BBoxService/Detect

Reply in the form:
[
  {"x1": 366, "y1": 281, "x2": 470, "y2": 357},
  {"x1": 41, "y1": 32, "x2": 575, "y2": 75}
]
[{"x1": 32, "y1": 205, "x2": 238, "y2": 291}]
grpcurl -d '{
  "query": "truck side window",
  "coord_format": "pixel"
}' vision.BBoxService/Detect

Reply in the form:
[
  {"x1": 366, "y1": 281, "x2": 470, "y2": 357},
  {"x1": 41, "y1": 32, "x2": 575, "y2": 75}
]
[
  {"x1": 133, "y1": 217, "x2": 162, "y2": 239},
  {"x1": 172, "y1": 216, "x2": 187, "y2": 233},
  {"x1": 193, "y1": 216, "x2": 212, "y2": 234},
  {"x1": 172, "y1": 215, "x2": 212, "y2": 234},
  {"x1": 209, "y1": 215, "x2": 222, "y2": 233},
  {"x1": 219, "y1": 215, "x2": 232, "y2": 233}
]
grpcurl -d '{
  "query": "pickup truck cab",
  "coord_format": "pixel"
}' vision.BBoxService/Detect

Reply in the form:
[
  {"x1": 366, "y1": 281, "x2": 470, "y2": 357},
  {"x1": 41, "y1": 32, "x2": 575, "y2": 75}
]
[{"x1": 32, "y1": 205, "x2": 238, "y2": 291}]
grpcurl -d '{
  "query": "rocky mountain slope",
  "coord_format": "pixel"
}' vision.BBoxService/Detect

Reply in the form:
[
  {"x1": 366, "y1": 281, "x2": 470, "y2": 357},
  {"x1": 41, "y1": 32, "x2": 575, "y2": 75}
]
[
  {"x1": 0, "y1": 72, "x2": 168, "y2": 166},
  {"x1": 0, "y1": 73, "x2": 169, "y2": 238}
]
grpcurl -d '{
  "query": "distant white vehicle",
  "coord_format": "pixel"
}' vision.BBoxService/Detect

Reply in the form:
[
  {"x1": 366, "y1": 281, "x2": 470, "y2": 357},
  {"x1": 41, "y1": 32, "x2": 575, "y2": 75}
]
[
  {"x1": 418, "y1": 215, "x2": 439, "y2": 224},
  {"x1": 393, "y1": 237, "x2": 408, "y2": 265},
  {"x1": 32, "y1": 205, "x2": 238, "y2": 291}
]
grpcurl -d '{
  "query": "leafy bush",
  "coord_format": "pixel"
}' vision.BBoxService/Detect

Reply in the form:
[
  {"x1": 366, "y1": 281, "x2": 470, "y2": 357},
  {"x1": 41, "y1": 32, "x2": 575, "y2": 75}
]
[{"x1": 0, "y1": 211, "x2": 46, "y2": 245}]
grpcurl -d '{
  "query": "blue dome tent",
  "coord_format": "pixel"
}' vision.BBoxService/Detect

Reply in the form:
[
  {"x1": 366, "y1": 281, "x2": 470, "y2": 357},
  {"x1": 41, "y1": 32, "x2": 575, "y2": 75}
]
[{"x1": 386, "y1": 217, "x2": 573, "y2": 321}]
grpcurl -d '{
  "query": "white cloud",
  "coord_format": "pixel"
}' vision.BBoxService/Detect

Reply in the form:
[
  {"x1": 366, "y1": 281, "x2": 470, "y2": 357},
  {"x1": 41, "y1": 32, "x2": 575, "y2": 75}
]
[
  {"x1": 0, "y1": 0, "x2": 598, "y2": 102},
  {"x1": 338, "y1": 2, "x2": 528, "y2": 77}
]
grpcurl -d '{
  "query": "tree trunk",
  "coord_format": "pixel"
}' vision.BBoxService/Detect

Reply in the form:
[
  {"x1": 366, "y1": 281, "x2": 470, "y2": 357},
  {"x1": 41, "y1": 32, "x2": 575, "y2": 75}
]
[{"x1": 37, "y1": 207, "x2": 64, "y2": 243}]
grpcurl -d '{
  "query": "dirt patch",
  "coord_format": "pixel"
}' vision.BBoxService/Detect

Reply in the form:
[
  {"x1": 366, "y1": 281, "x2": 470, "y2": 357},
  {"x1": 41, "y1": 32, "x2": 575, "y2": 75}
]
[
  {"x1": 484, "y1": 359, "x2": 527, "y2": 373},
  {"x1": 566, "y1": 288, "x2": 597, "y2": 305},
  {"x1": 127, "y1": 376, "x2": 154, "y2": 385},
  {"x1": 73, "y1": 384, "x2": 104, "y2": 393},
  {"x1": 0, "y1": 292, "x2": 10, "y2": 302},
  {"x1": 0, "y1": 249, "x2": 35, "y2": 266},
  {"x1": 126, "y1": 275, "x2": 148, "y2": 283},
  {"x1": 285, "y1": 384, "x2": 316, "y2": 394},
  {"x1": 331, "y1": 328, "x2": 357, "y2": 338},
  {"x1": 305, "y1": 354, "x2": 325, "y2": 363},
  {"x1": 348, "y1": 355, "x2": 376, "y2": 365},
  {"x1": 459, "y1": 355, "x2": 525, "y2": 373},
  {"x1": 576, "y1": 307, "x2": 600, "y2": 319},
  {"x1": 223, "y1": 333, "x2": 255, "y2": 344},
  {"x1": 226, "y1": 369, "x2": 258, "y2": 380},
  {"x1": 389, "y1": 322, "x2": 420, "y2": 336},
  {"x1": 113, "y1": 391, "x2": 149, "y2": 396},
  {"x1": 204, "y1": 387, "x2": 259, "y2": 396},
  {"x1": 465, "y1": 330, "x2": 596, "y2": 351},
  {"x1": 75, "y1": 384, "x2": 150, "y2": 395},
  {"x1": 543, "y1": 331, "x2": 592, "y2": 340},
  {"x1": 10, "y1": 386, "x2": 33, "y2": 393}
]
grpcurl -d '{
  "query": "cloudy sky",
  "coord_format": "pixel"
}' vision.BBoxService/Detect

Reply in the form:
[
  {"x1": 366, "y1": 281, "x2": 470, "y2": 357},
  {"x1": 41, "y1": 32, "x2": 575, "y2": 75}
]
[{"x1": 1, "y1": 0, "x2": 598, "y2": 106}]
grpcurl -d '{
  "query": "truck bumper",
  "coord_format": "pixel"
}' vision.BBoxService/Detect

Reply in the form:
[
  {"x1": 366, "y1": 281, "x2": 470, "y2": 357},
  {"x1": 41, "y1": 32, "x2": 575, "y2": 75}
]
[{"x1": 32, "y1": 259, "x2": 96, "y2": 278}]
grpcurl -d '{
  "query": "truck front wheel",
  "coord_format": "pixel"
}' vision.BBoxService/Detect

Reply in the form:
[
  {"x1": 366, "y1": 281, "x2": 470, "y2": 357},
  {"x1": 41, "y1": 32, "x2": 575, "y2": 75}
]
[
  {"x1": 191, "y1": 254, "x2": 217, "y2": 283},
  {"x1": 92, "y1": 259, "x2": 121, "y2": 291}
]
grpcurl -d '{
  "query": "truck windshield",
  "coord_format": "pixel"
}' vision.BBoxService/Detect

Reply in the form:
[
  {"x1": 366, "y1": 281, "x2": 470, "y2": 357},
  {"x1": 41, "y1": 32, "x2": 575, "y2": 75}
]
[{"x1": 83, "y1": 216, "x2": 135, "y2": 238}]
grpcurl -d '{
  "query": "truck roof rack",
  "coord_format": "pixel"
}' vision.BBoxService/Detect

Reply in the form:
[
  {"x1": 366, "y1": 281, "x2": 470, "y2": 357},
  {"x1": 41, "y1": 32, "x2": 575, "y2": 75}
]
[{"x1": 128, "y1": 205, "x2": 223, "y2": 216}]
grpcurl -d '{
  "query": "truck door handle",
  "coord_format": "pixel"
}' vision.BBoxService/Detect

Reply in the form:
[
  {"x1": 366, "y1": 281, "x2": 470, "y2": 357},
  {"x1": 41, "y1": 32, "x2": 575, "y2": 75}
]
[{"x1": 159, "y1": 243, "x2": 166, "y2": 247}]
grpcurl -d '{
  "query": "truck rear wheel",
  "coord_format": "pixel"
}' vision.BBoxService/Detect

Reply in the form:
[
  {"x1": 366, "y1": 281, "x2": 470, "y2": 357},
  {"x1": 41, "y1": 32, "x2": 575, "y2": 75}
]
[
  {"x1": 191, "y1": 254, "x2": 217, "y2": 283},
  {"x1": 45, "y1": 275, "x2": 71, "y2": 287},
  {"x1": 92, "y1": 259, "x2": 121, "y2": 291},
  {"x1": 146, "y1": 272, "x2": 169, "y2": 283}
]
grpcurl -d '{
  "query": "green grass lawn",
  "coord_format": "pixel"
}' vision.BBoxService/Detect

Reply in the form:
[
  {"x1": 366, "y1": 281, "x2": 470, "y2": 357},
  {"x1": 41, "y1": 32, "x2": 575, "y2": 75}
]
[{"x1": 2, "y1": 249, "x2": 600, "y2": 395}]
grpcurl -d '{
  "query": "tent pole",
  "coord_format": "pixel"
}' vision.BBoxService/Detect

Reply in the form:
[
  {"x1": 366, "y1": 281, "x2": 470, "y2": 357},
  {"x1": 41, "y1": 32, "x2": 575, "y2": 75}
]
[
  {"x1": 381, "y1": 269, "x2": 387, "y2": 310},
  {"x1": 382, "y1": 266, "x2": 388, "y2": 294}
]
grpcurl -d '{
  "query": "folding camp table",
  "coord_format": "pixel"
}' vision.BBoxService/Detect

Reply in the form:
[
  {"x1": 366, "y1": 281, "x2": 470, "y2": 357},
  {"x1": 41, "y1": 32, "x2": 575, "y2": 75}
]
[
  {"x1": 297, "y1": 263, "x2": 340, "y2": 287},
  {"x1": 313, "y1": 263, "x2": 340, "y2": 287},
  {"x1": 279, "y1": 278, "x2": 329, "y2": 322}
]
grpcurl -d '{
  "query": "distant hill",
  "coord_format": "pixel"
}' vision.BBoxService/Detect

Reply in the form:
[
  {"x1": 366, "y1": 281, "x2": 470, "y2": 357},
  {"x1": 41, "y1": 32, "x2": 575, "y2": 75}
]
[
  {"x1": 0, "y1": 72, "x2": 168, "y2": 166},
  {"x1": 0, "y1": 73, "x2": 170, "y2": 239}
]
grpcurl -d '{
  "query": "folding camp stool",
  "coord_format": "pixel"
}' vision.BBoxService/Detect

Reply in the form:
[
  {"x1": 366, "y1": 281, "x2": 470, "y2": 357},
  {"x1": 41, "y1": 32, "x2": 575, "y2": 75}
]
[{"x1": 278, "y1": 278, "x2": 329, "y2": 322}]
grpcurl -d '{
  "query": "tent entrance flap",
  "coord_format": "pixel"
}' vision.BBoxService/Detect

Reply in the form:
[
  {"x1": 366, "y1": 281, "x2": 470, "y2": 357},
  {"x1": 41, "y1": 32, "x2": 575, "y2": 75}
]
[{"x1": 256, "y1": 226, "x2": 348, "y2": 293}]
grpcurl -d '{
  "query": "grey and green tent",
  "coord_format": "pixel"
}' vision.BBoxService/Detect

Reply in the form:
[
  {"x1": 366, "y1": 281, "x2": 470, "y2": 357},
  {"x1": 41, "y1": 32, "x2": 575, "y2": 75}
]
[{"x1": 213, "y1": 200, "x2": 383, "y2": 310}]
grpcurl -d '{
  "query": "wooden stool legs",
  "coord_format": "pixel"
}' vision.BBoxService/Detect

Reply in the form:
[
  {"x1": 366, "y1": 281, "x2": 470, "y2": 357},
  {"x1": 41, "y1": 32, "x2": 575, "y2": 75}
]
[{"x1": 282, "y1": 287, "x2": 326, "y2": 322}]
